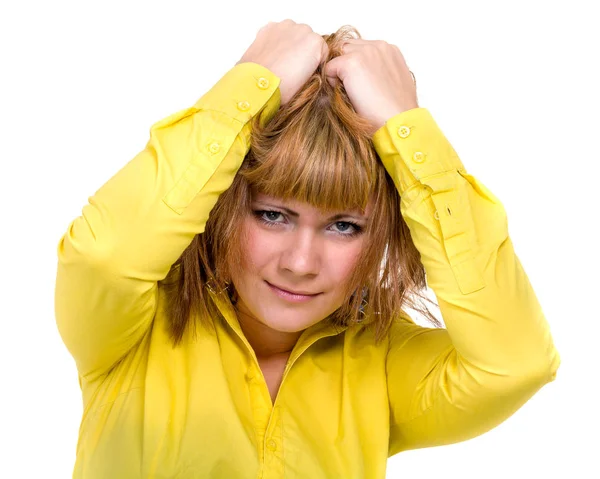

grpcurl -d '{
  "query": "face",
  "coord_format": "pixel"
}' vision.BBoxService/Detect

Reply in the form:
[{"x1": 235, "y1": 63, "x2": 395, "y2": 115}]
[{"x1": 230, "y1": 191, "x2": 373, "y2": 335}]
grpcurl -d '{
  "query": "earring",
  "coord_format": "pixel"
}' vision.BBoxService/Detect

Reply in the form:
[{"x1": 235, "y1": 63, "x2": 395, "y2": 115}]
[
  {"x1": 355, "y1": 286, "x2": 381, "y2": 318},
  {"x1": 205, "y1": 280, "x2": 216, "y2": 294},
  {"x1": 357, "y1": 286, "x2": 368, "y2": 315},
  {"x1": 206, "y1": 279, "x2": 230, "y2": 295}
]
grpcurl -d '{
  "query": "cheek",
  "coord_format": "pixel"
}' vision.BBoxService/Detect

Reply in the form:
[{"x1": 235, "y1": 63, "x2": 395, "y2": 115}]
[
  {"x1": 240, "y1": 219, "x2": 272, "y2": 271},
  {"x1": 329, "y1": 245, "x2": 364, "y2": 285}
]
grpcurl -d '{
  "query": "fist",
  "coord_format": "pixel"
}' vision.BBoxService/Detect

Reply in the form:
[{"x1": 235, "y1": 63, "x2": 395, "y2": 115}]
[
  {"x1": 324, "y1": 39, "x2": 418, "y2": 135},
  {"x1": 237, "y1": 19, "x2": 329, "y2": 106}
]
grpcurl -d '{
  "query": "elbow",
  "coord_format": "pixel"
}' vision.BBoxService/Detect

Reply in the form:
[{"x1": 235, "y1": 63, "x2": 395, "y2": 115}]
[
  {"x1": 533, "y1": 345, "x2": 561, "y2": 383},
  {"x1": 470, "y1": 345, "x2": 561, "y2": 392},
  {"x1": 515, "y1": 345, "x2": 561, "y2": 387}
]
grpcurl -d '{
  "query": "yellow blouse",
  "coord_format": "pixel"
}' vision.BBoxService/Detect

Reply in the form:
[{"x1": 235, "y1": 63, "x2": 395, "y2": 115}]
[{"x1": 54, "y1": 61, "x2": 560, "y2": 478}]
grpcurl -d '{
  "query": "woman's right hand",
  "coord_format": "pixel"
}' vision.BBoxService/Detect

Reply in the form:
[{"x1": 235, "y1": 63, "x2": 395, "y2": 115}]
[{"x1": 236, "y1": 19, "x2": 329, "y2": 106}]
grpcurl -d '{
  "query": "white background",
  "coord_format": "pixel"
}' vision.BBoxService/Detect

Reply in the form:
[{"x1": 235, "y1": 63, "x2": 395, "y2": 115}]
[{"x1": 1, "y1": 0, "x2": 598, "y2": 477}]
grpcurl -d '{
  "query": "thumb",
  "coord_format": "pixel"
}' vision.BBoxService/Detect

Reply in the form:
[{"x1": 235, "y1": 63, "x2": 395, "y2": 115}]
[{"x1": 323, "y1": 56, "x2": 346, "y2": 87}]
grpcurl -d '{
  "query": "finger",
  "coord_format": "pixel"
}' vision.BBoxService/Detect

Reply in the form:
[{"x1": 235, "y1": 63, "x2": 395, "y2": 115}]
[
  {"x1": 325, "y1": 39, "x2": 372, "y2": 86},
  {"x1": 320, "y1": 40, "x2": 330, "y2": 64},
  {"x1": 341, "y1": 38, "x2": 372, "y2": 45},
  {"x1": 339, "y1": 40, "x2": 367, "y2": 54},
  {"x1": 324, "y1": 55, "x2": 348, "y2": 87}
]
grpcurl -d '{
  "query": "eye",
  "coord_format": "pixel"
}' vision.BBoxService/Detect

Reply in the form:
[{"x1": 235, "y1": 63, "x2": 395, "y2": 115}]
[
  {"x1": 259, "y1": 210, "x2": 284, "y2": 223},
  {"x1": 253, "y1": 210, "x2": 363, "y2": 238}
]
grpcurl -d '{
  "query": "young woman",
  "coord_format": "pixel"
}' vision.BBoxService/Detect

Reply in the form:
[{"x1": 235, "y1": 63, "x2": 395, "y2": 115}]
[{"x1": 55, "y1": 19, "x2": 560, "y2": 478}]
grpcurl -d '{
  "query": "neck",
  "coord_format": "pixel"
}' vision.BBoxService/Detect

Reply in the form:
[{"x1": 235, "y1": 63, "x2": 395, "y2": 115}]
[{"x1": 234, "y1": 306, "x2": 302, "y2": 360}]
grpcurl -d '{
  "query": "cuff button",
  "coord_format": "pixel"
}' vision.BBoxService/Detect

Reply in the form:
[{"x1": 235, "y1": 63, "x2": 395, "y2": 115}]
[
  {"x1": 257, "y1": 77, "x2": 270, "y2": 89},
  {"x1": 397, "y1": 126, "x2": 411, "y2": 138},
  {"x1": 237, "y1": 100, "x2": 251, "y2": 111},
  {"x1": 208, "y1": 142, "x2": 220, "y2": 154},
  {"x1": 412, "y1": 151, "x2": 425, "y2": 163}
]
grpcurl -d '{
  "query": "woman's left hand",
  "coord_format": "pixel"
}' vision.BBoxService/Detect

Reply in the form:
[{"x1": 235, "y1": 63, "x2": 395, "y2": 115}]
[{"x1": 324, "y1": 39, "x2": 418, "y2": 135}]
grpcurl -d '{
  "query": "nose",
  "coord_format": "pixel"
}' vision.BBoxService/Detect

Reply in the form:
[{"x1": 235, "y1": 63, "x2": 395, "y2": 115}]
[{"x1": 279, "y1": 228, "x2": 321, "y2": 276}]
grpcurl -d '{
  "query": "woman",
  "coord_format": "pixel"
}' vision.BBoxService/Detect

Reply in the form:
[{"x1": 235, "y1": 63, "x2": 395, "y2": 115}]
[{"x1": 55, "y1": 19, "x2": 560, "y2": 478}]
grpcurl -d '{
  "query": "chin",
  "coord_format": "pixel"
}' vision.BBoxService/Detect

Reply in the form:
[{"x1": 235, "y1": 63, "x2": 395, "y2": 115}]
[{"x1": 259, "y1": 310, "x2": 322, "y2": 332}]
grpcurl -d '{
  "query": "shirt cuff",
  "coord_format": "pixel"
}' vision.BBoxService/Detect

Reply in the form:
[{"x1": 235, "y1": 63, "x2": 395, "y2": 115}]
[
  {"x1": 193, "y1": 61, "x2": 281, "y2": 128},
  {"x1": 157, "y1": 62, "x2": 281, "y2": 214},
  {"x1": 372, "y1": 107, "x2": 466, "y2": 200}
]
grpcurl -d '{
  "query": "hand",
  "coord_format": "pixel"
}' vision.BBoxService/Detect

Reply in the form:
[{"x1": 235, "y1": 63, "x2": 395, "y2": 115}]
[
  {"x1": 324, "y1": 39, "x2": 418, "y2": 135},
  {"x1": 236, "y1": 19, "x2": 329, "y2": 107}
]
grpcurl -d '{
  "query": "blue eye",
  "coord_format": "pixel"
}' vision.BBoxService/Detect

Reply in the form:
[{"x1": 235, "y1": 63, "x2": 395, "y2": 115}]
[{"x1": 253, "y1": 210, "x2": 363, "y2": 238}]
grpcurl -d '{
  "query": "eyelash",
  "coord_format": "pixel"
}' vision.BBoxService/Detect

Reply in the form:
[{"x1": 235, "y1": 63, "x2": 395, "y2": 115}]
[{"x1": 253, "y1": 210, "x2": 363, "y2": 238}]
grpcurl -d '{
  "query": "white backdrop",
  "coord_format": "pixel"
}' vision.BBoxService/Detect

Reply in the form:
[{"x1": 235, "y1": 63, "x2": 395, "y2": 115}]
[{"x1": 1, "y1": 0, "x2": 597, "y2": 477}]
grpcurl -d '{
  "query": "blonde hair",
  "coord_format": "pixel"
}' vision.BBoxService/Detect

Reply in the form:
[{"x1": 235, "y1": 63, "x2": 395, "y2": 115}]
[{"x1": 160, "y1": 25, "x2": 441, "y2": 346}]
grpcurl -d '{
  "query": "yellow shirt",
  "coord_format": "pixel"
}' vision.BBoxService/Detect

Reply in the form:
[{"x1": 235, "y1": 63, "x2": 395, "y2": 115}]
[{"x1": 55, "y1": 61, "x2": 561, "y2": 478}]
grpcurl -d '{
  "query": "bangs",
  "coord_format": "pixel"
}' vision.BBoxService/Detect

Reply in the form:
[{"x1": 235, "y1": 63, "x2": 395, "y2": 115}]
[{"x1": 242, "y1": 93, "x2": 381, "y2": 214}]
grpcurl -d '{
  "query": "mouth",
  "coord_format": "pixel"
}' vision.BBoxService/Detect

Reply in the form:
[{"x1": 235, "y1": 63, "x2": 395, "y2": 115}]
[{"x1": 265, "y1": 281, "x2": 322, "y2": 302}]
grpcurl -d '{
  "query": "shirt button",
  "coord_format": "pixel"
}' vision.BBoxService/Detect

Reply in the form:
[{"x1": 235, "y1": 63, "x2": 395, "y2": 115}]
[
  {"x1": 208, "y1": 142, "x2": 220, "y2": 154},
  {"x1": 397, "y1": 125, "x2": 411, "y2": 138},
  {"x1": 237, "y1": 100, "x2": 250, "y2": 111},
  {"x1": 267, "y1": 439, "x2": 277, "y2": 451},
  {"x1": 412, "y1": 151, "x2": 425, "y2": 163},
  {"x1": 257, "y1": 77, "x2": 270, "y2": 89},
  {"x1": 434, "y1": 210, "x2": 440, "y2": 220}
]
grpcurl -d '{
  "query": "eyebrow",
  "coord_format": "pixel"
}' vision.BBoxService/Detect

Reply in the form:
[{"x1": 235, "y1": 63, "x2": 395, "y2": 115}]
[{"x1": 254, "y1": 202, "x2": 368, "y2": 222}]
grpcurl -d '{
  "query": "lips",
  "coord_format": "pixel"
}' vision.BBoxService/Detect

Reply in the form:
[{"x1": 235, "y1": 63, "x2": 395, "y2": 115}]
[{"x1": 266, "y1": 281, "x2": 320, "y2": 296}]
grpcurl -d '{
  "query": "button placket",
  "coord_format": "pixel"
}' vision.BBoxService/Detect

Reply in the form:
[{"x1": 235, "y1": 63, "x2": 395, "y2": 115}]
[{"x1": 262, "y1": 404, "x2": 283, "y2": 466}]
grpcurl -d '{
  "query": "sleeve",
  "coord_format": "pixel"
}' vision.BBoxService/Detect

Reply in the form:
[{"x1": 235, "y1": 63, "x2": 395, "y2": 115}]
[
  {"x1": 371, "y1": 108, "x2": 561, "y2": 456},
  {"x1": 54, "y1": 62, "x2": 281, "y2": 382}
]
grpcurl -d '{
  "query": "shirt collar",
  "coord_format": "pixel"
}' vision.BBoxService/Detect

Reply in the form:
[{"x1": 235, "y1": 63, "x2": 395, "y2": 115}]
[{"x1": 208, "y1": 288, "x2": 350, "y2": 364}]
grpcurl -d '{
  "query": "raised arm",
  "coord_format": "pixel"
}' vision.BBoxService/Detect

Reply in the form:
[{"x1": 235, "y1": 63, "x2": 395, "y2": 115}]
[
  {"x1": 372, "y1": 108, "x2": 561, "y2": 455},
  {"x1": 54, "y1": 62, "x2": 281, "y2": 382}
]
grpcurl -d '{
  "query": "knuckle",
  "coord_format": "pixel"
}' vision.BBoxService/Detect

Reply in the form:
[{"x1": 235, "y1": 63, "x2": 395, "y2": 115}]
[
  {"x1": 365, "y1": 43, "x2": 380, "y2": 54},
  {"x1": 348, "y1": 54, "x2": 362, "y2": 68},
  {"x1": 309, "y1": 32, "x2": 323, "y2": 45}
]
